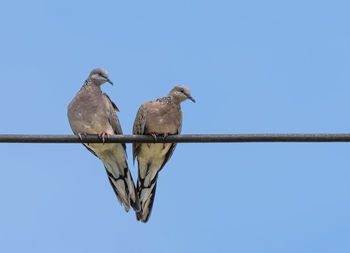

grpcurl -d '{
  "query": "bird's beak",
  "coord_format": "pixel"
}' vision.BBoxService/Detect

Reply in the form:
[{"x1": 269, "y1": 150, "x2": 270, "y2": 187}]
[
  {"x1": 187, "y1": 95, "x2": 196, "y2": 103},
  {"x1": 107, "y1": 79, "x2": 114, "y2": 85}
]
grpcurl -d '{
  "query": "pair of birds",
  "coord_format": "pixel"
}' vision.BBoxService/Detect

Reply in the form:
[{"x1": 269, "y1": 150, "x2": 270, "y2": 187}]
[{"x1": 67, "y1": 68, "x2": 195, "y2": 223}]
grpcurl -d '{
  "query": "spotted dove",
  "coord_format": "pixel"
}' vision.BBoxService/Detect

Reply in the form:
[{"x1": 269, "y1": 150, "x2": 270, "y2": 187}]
[
  {"x1": 67, "y1": 68, "x2": 139, "y2": 212},
  {"x1": 133, "y1": 85, "x2": 195, "y2": 222}
]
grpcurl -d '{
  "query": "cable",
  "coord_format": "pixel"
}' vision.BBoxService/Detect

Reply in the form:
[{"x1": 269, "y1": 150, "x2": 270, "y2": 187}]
[{"x1": 0, "y1": 134, "x2": 350, "y2": 143}]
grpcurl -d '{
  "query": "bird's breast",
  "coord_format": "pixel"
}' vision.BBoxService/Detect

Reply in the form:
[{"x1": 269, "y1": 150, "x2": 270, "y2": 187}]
[
  {"x1": 68, "y1": 94, "x2": 111, "y2": 134},
  {"x1": 145, "y1": 107, "x2": 182, "y2": 134}
]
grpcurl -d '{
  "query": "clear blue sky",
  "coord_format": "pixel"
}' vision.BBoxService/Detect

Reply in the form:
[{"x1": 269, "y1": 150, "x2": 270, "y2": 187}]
[{"x1": 1, "y1": 0, "x2": 350, "y2": 252}]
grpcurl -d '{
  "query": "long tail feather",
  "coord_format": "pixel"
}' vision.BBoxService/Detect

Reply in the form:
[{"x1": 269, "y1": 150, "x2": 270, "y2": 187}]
[
  {"x1": 103, "y1": 154, "x2": 140, "y2": 212},
  {"x1": 136, "y1": 172, "x2": 159, "y2": 222}
]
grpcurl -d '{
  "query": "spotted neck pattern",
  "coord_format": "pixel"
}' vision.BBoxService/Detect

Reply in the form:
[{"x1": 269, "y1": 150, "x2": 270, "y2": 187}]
[{"x1": 156, "y1": 96, "x2": 173, "y2": 104}]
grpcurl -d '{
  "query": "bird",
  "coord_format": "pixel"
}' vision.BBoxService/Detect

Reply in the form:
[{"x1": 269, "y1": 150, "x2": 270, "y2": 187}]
[
  {"x1": 67, "y1": 68, "x2": 139, "y2": 212},
  {"x1": 132, "y1": 85, "x2": 195, "y2": 222}
]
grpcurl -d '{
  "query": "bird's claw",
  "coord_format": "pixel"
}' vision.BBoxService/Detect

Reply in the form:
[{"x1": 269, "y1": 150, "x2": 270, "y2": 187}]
[
  {"x1": 162, "y1": 133, "x2": 168, "y2": 141},
  {"x1": 150, "y1": 133, "x2": 158, "y2": 142},
  {"x1": 98, "y1": 132, "x2": 110, "y2": 143},
  {"x1": 77, "y1": 132, "x2": 87, "y2": 141}
]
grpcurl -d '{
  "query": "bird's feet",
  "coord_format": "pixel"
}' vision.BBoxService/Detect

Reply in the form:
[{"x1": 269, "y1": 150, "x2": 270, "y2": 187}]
[
  {"x1": 150, "y1": 133, "x2": 158, "y2": 142},
  {"x1": 77, "y1": 132, "x2": 88, "y2": 141},
  {"x1": 149, "y1": 133, "x2": 168, "y2": 142},
  {"x1": 98, "y1": 132, "x2": 110, "y2": 143}
]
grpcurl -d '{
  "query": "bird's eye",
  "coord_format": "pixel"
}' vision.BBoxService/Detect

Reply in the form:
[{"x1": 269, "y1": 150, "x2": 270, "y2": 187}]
[{"x1": 180, "y1": 88, "x2": 185, "y2": 93}]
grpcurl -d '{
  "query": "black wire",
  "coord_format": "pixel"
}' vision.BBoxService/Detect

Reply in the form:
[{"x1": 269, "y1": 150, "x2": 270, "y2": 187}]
[{"x1": 0, "y1": 134, "x2": 350, "y2": 143}]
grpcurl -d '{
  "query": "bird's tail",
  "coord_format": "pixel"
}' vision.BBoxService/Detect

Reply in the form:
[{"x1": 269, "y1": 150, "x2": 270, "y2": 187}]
[
  {"x1": 136, "y1": 172, "x2": 159, "y2": 223},
  {"x1": 102, "y1": 153, "x2": 140, "y2": 212}
]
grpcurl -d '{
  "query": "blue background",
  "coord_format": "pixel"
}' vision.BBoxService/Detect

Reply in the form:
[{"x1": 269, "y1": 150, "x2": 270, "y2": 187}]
[{"x1": 1, "y1": 1, "x2": 350, "y2": 252}]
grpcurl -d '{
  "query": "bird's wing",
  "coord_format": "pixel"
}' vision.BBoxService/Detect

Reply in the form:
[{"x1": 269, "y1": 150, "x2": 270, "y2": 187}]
[
  {"x1": 132, "y1": 104, "x2": 147, "y2": 163},
  {"x1": 159, "y1": 124, "x2": 181, "y2": 171},
  {"x1": 99, "y1": 93, "x2": 139, "y2": 211},
  {"x1": 103, "y1": 93, "x2": 126, "y2": 152},
  {"x1": 103, "y1": 92, "x2": 122, "y2": 134}
]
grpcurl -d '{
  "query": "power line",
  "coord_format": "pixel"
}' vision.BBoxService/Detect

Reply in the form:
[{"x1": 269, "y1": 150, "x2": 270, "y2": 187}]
[{"x1": 0, "y1": 134, "x2": 350, "y2": 143}]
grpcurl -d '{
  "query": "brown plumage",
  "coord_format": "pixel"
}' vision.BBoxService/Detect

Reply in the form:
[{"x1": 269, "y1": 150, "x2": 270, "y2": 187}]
[
  {"x1": 67, "y1": 68, "x2": 139, "y2": 212},
  {"x1": 133, "y1": 85, "x2": 195, "y2": 222}
]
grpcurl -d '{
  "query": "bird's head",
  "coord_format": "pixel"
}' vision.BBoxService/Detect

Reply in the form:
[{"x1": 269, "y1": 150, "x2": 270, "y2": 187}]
[
  {"x1": 169, "y1": 85, "x2": 196, "y2": 103},
  {"x1": 88, "y1": 68, "x2": 113, "y2": 86}
]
